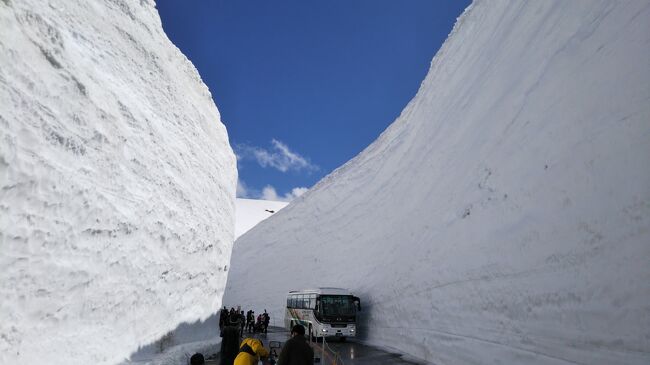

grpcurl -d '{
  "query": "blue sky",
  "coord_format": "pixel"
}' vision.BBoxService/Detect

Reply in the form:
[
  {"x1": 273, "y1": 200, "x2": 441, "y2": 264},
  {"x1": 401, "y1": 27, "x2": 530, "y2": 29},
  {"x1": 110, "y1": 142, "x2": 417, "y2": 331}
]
[{"x1": 156, "y1": 0, "x2": 470, "y2": 201}]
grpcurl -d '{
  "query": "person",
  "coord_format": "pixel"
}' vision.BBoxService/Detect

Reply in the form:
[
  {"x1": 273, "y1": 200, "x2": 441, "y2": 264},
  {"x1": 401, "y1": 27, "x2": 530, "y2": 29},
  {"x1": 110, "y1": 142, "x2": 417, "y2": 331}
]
[
  {"x1": 219, "y1": 306, "x2": 228, "y2": 331},
  {"x1": 220, "y1": 325, "x2": 240, "y2": 365},
  {"x1": 255, "y1": 314, "x2": 264, "y2": 333},
  {"x1": 276, "y1": 325, "x2": 313, "y2": 365},
  {"x1": 240, "y1": 310, "x2": 246, "y2": 336},
  {"x1": 228, "y1": 309, "x2": 242, "y2": 328},
  {"x1": 246, "y1": 310, "x2": 255, "y2": 333},
  {"x1": 190, "y1": 353, "x2": 205, "y2": 365},
  {"x1": 234, "y1": 337, "x2": 270, "y2": 365},
  {"x1": 262, "y1": 310, "x2": 270, "y2": 334}
]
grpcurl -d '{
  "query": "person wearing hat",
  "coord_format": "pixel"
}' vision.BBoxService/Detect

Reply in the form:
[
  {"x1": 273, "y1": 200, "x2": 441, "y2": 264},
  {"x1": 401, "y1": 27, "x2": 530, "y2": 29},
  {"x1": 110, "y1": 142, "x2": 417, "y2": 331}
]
[
  {"x1": 276, "y1": 325, "x2": 313, "y2": 365},
  {"x1": 234, "y1": 337, "x2": 269, "y2": 365},
  {"x1": 190, "y1": 353, "x2": 205, "y2": 365}
]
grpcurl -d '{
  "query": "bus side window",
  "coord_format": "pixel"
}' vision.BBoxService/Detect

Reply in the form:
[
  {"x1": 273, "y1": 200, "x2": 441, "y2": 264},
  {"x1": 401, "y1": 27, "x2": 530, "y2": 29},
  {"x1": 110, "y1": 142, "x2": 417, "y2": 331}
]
[
  {"x1": 309, "y1": 294, "x2": 315, "y2": 309},
  {"x1": 290, "y1": 295, "x2": 296, "y2": 308},
  {"x1": 301, "y1": 295, "x2": 307, "y2": 309}
]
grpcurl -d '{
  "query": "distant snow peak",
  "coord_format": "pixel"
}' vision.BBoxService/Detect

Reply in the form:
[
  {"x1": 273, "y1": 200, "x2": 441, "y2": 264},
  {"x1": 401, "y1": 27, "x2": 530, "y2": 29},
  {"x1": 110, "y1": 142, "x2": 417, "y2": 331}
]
[{"x1": 235, "y1": 198, "x2": 289, "y2": 239}]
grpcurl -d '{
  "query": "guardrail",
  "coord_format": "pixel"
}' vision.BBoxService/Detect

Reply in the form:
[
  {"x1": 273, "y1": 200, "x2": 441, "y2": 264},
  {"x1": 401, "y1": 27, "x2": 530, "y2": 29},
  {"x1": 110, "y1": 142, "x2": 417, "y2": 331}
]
[{"x1": 312, "y1": 336, "x2": 344, "y2": 365}]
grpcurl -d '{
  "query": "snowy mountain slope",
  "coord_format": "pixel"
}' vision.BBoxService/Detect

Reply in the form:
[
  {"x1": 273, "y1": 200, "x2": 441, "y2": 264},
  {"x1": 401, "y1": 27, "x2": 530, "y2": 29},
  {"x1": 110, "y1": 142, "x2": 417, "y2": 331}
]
[
  {"x1": 0, "y1": 1, "x2": 236, "y2": 364},
  {"x1": 223, "y1": 1, "x2": 650, "y2": 364},
  {"x1": 235, "y1": 198, "x2": 288, "y2": 239}
]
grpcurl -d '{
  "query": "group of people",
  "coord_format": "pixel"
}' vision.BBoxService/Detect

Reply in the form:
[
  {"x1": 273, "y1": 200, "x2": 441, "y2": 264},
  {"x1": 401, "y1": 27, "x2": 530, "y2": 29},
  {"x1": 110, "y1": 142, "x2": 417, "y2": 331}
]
[
  {"x1": 219, "y1": 306, "x2": 270, "y2": 336},
  {"x1": 192, "y1": 323, "x2": 312, "y2": 365},
  {"x1": 188, "y1": 306, "x2": 312, "y2": 365},
  {"x1": 245, "y1": 308, "x2": 271, "y2": 334}
]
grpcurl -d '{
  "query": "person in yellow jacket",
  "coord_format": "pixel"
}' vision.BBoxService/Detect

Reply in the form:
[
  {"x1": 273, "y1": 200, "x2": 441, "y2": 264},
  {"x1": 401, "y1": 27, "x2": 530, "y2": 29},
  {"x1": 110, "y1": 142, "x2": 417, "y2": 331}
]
[{"x1": 234, "y1": 337, "x2": 270, "y2": 365}]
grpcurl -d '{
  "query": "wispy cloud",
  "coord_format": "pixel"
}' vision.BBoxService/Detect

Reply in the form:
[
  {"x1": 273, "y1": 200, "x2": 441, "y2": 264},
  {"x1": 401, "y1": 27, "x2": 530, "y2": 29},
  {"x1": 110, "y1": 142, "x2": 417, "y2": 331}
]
[{"x1": 235, "y1": 139, "x2": 318, "y2": 173}]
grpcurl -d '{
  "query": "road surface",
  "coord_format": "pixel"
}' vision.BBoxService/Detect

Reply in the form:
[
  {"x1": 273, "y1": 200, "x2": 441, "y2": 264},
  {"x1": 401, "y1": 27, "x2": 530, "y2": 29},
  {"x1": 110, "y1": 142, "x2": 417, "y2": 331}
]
[{"x1": 208, "y1": 326, "x2": 425, "y2": 365}]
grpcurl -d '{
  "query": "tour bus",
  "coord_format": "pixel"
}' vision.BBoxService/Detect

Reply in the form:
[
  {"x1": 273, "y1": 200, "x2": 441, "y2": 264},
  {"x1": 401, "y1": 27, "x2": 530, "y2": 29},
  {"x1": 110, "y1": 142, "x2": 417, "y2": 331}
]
[{"x1": 285, "y1": 288, "x2": 361, "y2": 341}]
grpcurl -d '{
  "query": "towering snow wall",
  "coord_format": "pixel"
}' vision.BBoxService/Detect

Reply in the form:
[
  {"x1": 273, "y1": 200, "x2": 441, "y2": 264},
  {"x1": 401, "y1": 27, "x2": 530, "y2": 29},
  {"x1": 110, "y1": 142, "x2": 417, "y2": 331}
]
[
  {"x1": 0, "y1": 0, "x2": 236, "y2": 364},
  {"x1": 224, "y1": 1, "x2": 650, "y2": 364}
]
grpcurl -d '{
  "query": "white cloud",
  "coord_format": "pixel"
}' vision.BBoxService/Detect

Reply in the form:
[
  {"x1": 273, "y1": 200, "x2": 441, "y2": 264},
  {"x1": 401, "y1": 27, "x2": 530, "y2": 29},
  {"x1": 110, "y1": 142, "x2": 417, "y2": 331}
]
[
  {"x1": 235, "y1": 139, "x2": 318, "y2": 173},
  {"x1": 260, "y1": 185, "x2": 280, "y2": 201},
  {"x1": 287, "y1": 187, "x2": 308, "y2": 199},
  {"x1": 236, "y1": 178, "x2": 251, "y2": 198},
  {"x1": 261, "y1": 185, "x2": 309, "y2": 202},
  {"x1": 238, "y1": 177, "x2": 308, "y2": 202}
]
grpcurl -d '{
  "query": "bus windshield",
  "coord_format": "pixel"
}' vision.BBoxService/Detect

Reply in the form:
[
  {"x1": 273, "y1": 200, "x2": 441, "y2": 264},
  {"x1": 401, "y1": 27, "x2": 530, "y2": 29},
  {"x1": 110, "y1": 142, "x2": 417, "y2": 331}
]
[{"x1": 319, "y1": 295, "x2": 356, "y2": 316}]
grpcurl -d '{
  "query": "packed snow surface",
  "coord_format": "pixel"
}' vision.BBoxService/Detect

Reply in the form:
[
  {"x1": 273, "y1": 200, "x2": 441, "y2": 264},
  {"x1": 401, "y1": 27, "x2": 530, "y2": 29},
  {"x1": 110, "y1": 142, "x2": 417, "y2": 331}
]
[
  {"x1": 235, "y1": 198, "x2": 289, "y2": 239},
  {"x1": 224, "y1": 1, "x2": 650, "y2": 364},
  {"x1": 0, "y1": 0, "x2": 236, "y2": 364}
]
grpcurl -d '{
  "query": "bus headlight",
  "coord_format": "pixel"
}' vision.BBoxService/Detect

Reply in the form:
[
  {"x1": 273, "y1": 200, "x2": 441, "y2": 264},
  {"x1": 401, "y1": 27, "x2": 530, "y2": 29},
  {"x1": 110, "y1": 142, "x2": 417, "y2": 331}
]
[
  {"x1": 322, "y1": 329, "x2": 328, "y2": 332},
  {"x1": 350, "y1": 328, "x2": 355, "y2": 332}
]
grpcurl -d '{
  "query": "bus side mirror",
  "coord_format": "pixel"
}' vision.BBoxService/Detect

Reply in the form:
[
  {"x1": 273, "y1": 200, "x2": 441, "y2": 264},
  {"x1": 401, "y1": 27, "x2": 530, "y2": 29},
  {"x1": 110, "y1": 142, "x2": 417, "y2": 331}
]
[{"x1": 353, "y1": 296, "x2": 361, "y2": 311}]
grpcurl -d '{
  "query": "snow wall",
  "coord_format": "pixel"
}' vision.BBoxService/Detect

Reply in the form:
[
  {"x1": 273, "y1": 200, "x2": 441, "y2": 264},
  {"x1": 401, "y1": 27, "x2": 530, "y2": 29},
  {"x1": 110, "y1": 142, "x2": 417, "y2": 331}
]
[
  {"x1": 223, "y1": 1, "x2": 650, "y2": 364},
  {"x1": 0, "y1": 0, "x2": 236, "y2": 364}
]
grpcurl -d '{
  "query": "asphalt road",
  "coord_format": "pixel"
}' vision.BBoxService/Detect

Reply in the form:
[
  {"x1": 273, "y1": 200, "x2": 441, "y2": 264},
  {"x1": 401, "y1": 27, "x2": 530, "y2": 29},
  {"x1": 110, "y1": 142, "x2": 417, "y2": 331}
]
[{"x1": 212, "y1": 327, "x2": 425, "y2": 365}]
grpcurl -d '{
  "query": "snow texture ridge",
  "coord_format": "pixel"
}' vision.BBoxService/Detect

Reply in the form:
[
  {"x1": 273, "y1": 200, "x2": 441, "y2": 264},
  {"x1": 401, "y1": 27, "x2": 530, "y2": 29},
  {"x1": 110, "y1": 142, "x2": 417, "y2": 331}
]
[
  {"x1": 224, "y1": 1, "x2": 650, "y2": 364},
  {"x1": 0, "y1": 0, "x2": 236, "y2": 364}
]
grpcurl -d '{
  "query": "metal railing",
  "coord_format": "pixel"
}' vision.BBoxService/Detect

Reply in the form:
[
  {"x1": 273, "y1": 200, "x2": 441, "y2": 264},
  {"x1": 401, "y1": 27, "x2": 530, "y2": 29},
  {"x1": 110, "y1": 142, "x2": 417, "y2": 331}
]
[{"x1": 313, "y1": 336, "x2": 345, "y2": 365}]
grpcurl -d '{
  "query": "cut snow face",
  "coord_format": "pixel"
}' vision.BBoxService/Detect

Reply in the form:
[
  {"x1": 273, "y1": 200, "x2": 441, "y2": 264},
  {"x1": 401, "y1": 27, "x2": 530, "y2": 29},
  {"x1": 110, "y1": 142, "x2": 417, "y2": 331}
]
[
  {"x1": 223, "y1": 1, "x2": 650, "y2": 365},
  {"x1": 0, "y1": 1, "x2": 236, "y2": 364},
  {"x1": 235, "y1": 198, "x2": 289, "y2": 239}
]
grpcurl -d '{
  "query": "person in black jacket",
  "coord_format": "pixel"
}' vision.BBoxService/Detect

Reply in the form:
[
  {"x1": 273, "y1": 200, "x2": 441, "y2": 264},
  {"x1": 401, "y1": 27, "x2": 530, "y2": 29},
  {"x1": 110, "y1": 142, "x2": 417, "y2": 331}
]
[
  {"x1": 220, "y1": 325, "x2": 240, "y2": 365},
  {"x1": 190, "y1": 353, "x2": 205, "y2": 365},
  {"x1": 219, "y1": 306, "x2": 228, "y2": 331},
  {"x1": 277, "y1": 325, "x2": 313, "y2": 365},
  {"x1": 262, "y1": 310, "x2": 270, "y2": 334},
  {"x1": 246, "y1": 310, "x2": 254, "y2": 333},
  {"x1": 239, "y1": 310, "x2": 246, "y2": 336}
]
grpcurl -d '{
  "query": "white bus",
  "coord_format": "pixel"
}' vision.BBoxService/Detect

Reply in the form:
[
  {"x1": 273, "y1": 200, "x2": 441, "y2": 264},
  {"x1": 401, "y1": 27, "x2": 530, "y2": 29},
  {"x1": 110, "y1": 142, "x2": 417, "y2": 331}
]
[{"x1": 284, "y1": 288, "x2": 361, "y2": 341}]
